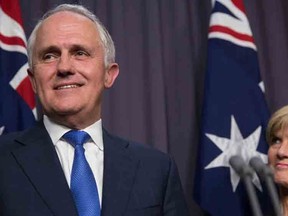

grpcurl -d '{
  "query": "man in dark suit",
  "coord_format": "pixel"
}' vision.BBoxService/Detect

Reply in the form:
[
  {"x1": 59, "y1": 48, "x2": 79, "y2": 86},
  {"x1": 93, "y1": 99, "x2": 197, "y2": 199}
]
[{"x1": 0, "y1": 4, "x2": 189, "y2": 216}]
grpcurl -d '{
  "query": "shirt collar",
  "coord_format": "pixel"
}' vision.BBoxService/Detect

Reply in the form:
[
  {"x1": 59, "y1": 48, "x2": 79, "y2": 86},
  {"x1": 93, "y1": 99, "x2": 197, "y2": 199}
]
[{"x1": 43, "y1": 115, "x2": 104, "y2": 150}]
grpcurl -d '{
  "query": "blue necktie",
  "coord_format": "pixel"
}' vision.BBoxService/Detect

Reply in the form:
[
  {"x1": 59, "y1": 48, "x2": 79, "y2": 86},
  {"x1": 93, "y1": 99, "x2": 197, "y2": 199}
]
[{"x1": 63, "y1": 130, "x2": 100, "y2": 216}]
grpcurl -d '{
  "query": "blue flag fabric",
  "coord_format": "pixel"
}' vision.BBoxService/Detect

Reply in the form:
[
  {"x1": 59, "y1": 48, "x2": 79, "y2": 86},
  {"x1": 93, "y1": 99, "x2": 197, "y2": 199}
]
[
  {"x1": 0, "y1": 0, "x2": 36, "y2": 135},
  {"x1": 194, "y1": 0, "x2": 271, "y2": 215}
]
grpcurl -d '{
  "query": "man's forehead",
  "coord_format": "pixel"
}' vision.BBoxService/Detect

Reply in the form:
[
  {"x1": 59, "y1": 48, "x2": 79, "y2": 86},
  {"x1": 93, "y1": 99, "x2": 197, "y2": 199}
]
[
  {"x1": 35, "y1": 13, "x2": 100, "y2": 42},
  {"x1": 44, "y1": 10, "x2": 91, "y2": 22},
  {"x1": 38, "y1": 11, "x2": 97, "y2": 33}
]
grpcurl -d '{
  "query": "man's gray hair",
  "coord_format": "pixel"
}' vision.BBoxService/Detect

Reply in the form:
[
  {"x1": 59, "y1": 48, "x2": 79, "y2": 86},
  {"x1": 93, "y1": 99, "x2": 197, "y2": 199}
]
[{"x1": 27, "y1": 4, "x2": 115, "y2": 68}]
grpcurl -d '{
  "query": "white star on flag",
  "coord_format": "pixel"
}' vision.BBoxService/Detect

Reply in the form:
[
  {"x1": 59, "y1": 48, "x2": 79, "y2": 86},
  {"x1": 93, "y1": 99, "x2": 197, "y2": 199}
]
[
  {"x1": 204, "y1": 115, "x2": 267, "y2": 192},
  {"x1": 0, "y1": 126, "x2": 4, "y2": 135}
]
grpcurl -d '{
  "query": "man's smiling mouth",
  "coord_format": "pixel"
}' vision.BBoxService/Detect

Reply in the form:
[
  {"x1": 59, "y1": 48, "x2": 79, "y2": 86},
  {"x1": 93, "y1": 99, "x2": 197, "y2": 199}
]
[{"x1": 56, "y1": 84, "x2": 82, "y2": 90}]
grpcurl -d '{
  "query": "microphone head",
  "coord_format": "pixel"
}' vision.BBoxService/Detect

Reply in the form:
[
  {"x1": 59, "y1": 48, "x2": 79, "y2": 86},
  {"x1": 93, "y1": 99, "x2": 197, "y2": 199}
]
[
  {"x1": 249, "y1": 157, "x2": 264, "y2": 172},
  {"x1": 249, "y1": 157, "x2": 273, "y2": 177},
  {"x1": 229, "y1": 155, "x2": 253, "y2": 177},
  {"x1": 229, "y1": 155, "x2": 244, "y2": 172}
]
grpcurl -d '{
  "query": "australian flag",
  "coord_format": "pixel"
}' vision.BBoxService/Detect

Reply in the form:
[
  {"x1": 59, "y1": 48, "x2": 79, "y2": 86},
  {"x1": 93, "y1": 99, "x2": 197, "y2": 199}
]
[
  {"x1": 0, "y1": 0, "x2": 36, "y2": 135},
  {"x1": 194, "y1": 0, "x2": 271, "y2": 215}
]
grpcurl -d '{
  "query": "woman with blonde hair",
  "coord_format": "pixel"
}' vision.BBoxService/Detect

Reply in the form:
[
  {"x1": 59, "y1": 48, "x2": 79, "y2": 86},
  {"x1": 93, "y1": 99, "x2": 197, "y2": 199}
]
[{"x1": 267, "y1": 105, "x2": 288, "y2": 215}]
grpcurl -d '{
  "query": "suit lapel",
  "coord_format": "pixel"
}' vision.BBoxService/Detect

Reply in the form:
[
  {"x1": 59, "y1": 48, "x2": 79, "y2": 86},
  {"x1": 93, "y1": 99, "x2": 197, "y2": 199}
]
[
  {"x1": 101, "y1": 130, "x2": 139, "y2": 216},
  {"x1": 11, "y1": 122, "x2": 78, "y2": 216}
]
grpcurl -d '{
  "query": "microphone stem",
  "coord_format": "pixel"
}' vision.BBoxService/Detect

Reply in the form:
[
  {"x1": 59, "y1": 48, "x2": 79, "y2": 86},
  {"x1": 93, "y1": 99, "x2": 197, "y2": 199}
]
[
  {"x1": 265, "y1": 177, "x2": 281, "y2": 216},
  {"x1": 243, "y1": 175, "x2": 263, "y2": 216}
]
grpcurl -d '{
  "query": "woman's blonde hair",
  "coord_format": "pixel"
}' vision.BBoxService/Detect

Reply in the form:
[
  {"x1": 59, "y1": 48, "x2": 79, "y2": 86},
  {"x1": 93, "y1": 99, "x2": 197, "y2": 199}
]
[{"x1": 266, "y1": 105, "x2": 288, "y2": 144}]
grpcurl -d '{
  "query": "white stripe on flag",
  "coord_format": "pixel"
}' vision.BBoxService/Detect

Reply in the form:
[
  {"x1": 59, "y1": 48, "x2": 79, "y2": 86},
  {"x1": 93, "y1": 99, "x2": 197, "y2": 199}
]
[
  {"x1": 210, "y1": 13, "x2": 253, "y2": 36},
  {"x1": 0, "y1": 41, "x2": 27, "y2": 55},
  {"x1": 208, "y1": 32, "x2": 256, "y2": 50},
  {"x1": 9, "y1": 62, "x2": 29, "y2": 90},
  {"x1": 0, "y1": 6, "x2": 27, "y2": 46}
]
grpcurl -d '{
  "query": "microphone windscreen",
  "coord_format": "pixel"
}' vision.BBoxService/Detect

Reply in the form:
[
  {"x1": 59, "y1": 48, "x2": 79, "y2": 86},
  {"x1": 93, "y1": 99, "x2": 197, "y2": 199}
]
[
  {"x1": 249, "y1": 157, "x2": 264, "y2": 173},
  {"x1": 249, "y1": 157, "x2": 273, "y2": 178},
  {"x1": 229, "y1": 155, "x2": 252, "y2": 177}
]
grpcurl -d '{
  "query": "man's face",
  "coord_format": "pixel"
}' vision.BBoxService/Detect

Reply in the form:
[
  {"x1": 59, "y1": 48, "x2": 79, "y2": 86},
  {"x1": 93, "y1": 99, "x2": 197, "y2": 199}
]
[
  {"x1": 29, "y1": 11, "x2": 119, "y2": 128},
  {"x1": 268, "y1": 127, "x2": 288, "y2": 188}
]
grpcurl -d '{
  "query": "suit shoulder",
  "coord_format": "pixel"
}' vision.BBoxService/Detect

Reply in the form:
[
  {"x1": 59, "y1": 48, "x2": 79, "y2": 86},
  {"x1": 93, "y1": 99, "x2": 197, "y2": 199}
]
[
  {"x1": 0, "y1": 131, "x2": 25, "y2": 153},
  {"x1": 104, "y1": 129, "x2": 172, "y2": 164},
  {"x1": 129, "y1": 141, "x2": 169, "y2": 160}
]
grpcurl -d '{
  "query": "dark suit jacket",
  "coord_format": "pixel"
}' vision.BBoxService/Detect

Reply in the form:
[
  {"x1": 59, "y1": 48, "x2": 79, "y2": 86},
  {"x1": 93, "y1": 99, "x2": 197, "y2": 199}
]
[{"x1": 0, "y1": 121, "x2": 189, "y2": 216}]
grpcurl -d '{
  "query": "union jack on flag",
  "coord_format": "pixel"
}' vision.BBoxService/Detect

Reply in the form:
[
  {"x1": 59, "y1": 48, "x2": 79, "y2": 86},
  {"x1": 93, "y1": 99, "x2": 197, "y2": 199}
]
[
  {"x1": 0, "y1": 0, "x2": 36, "y2": 135},
  {"x1": 194, "y1": 0, "x2": 272, "y2": 215}
]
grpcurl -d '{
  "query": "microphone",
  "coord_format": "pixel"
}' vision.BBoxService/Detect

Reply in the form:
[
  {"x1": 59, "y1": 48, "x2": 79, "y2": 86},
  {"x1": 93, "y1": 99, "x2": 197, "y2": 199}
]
[
  {"x1": 229, "y1": 155, "x2": 263, "y2": 216},
  {"x1": 249, "y1": 157, "x2": 281, "y2": 216}
]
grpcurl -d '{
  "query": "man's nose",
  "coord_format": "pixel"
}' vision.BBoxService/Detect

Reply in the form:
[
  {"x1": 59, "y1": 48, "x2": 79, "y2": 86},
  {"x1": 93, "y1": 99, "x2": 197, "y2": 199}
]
[{"x1": 56, "y1": 55, "x2": 74, "y2": 76}]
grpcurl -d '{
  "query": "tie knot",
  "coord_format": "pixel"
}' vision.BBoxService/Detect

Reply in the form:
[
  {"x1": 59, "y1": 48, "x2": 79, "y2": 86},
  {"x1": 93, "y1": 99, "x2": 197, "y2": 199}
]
[{"x1": 63, "y1": 130, "x2": 91, "y2": 147}]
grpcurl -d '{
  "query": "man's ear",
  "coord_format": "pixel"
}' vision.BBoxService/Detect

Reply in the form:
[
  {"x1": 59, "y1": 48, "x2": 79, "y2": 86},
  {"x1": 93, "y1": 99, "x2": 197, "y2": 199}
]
[
  {"x1": 104, "y1": 63, "x2": 119, "y2": 88},
  {"x1": 27, "y1": 68, "x2": 37, "y2": 93}
]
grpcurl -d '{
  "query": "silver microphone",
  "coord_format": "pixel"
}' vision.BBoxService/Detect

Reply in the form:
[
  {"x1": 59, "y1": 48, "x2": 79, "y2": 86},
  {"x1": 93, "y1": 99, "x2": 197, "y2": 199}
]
[
  {"x1": 250, "y1": 157, "x2": 281, "y2": 216},
  {"x1": 229, "y1": 155, "x2": 263, "y2": 216}
]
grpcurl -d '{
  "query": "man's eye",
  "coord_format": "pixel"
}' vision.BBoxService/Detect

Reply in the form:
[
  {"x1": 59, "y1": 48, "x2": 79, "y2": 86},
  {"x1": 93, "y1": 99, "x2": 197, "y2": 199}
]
[
  {"x1": 42, "y1": 53, "x2": 57, "y2": 61},
  {"x1": 75, "y1": 50, "x2": 88, "y2": 57}
]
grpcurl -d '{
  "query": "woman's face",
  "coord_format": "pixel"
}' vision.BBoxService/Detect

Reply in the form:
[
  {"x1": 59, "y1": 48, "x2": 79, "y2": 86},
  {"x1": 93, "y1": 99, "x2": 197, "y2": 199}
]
[{"x1": 268, "y1": 126, "x2": 288, "y2": 187}]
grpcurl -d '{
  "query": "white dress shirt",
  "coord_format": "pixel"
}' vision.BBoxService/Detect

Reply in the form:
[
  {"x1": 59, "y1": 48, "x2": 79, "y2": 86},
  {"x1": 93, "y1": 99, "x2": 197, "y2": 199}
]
[{"x1": 43, "y1": 115, "x2": 104, "y2": 206}]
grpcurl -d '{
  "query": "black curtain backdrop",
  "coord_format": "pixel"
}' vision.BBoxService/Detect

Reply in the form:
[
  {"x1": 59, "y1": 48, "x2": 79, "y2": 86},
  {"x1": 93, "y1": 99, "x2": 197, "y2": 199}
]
[{"x1": 19, "y1": 0, "x2": 288, "y2": 215}]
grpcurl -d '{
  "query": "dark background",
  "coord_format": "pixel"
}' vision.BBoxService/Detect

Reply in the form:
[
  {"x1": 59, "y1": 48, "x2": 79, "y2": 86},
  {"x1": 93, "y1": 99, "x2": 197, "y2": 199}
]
[{"x1": 19, "y1": 0, "x2": 288, "y2": 215}]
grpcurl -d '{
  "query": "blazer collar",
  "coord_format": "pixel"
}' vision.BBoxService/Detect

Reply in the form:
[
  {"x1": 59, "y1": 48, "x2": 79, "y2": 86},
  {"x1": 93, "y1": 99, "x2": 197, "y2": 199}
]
[
  {"x1": 12, "y1": 121, "x2": 78, "y2": 216},
  {"x1": 11, "y1": 123, "x2": 140, "y2": 216},
  {"x1": 101, "y1": 130, "x2": 140, "y2": 216}
]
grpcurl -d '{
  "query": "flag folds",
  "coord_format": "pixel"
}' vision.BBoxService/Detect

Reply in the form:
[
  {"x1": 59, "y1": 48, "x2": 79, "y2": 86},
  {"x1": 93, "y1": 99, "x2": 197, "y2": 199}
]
[
  {"x1": 194, "y1": 0, "x2": 270, "y2": 215},
  {"x1": 0, "y1": 0, "x2": 36, "y2": 135}
]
